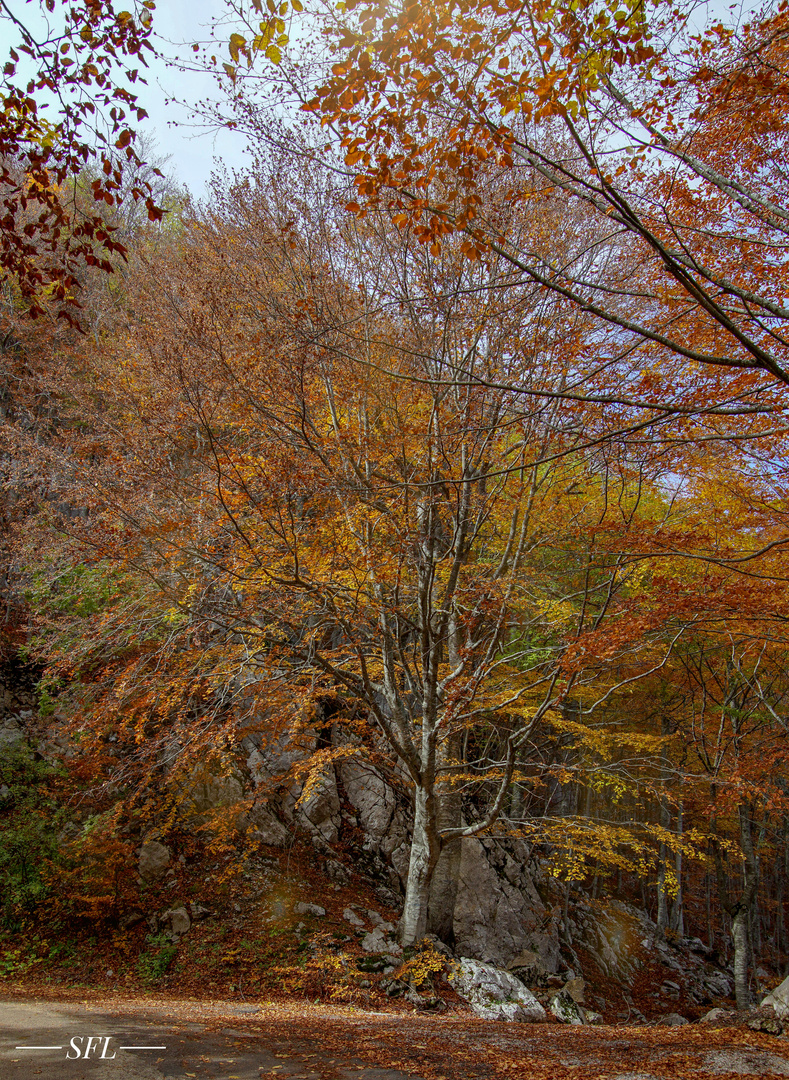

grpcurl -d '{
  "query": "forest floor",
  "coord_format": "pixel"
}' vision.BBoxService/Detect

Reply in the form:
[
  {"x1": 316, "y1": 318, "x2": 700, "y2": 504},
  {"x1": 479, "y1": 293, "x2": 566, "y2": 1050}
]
[{"x1": 1, "y1": 991, "x2": 789, "y2": 1080}]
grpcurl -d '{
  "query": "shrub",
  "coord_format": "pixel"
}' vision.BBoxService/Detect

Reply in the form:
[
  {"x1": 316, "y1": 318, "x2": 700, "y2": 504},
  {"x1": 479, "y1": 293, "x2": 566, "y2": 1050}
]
[
  {"x1": 0, "y1": 745, "x2": 65, "y2": 929},
  {"x1": 136, "y1": 933, "x2": 178, "y2": 983}
]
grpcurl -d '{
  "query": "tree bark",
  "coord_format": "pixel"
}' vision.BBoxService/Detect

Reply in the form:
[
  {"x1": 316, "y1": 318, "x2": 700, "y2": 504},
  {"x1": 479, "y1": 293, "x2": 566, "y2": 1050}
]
[
  {"x1": 400, "y1": 785, "x2": 440, "y2": 945},
  {"x1": 656, "y1": 713, "x2": 671, "y2": 933},
  {"x1": 731, "y1": 905, "x2": 751, "y2": 1010},
  {"x1": 427, "y1": 733, "x2": 463, "y2": 944},
  {"x1": 426, "y1": 830, "x2": 462, "y2": 943},
  {"x1": 670, "y1": 800, "x2": 684, "y2": 935},
  {"x1": 714, "y1": 805, "x2": 760, "y2": 1010},
  {"x1": 657, "y1": 811, "x2": 669, "y2": 931}
]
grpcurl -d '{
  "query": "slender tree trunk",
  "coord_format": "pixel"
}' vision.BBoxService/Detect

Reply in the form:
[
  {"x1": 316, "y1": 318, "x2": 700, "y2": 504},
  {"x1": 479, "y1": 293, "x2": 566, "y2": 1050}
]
[
  {"x1": 777, "y1": 862, "x2": 784, "y2": 961},
  {"x1": 670, "y1": 800, "x2": 684, "y2": 935},
  {"x1": 784, "y1": 830, "x2": 789, "y2": 977},
  {"x1": 715, "y1": 806, "x2": 760, "y2": 1010},
  {"x1": 401, "y1": 786, "x2": 440, "y2": 945},
  {"x1": 706, "y1": 873, "x2": 714, "y2": 952},
  {"x1": 426, "y1": 834, "x2": 462, "y2": 942},
  {"x1": 657, "y1": 814, "x2": 669, "y2": 931},
  {"x1": 751, "y1": 896, "x2": 761, "y2": 956},
  {"x1": 656, "y1": 715, "x2": 671, "y2": 932},
  {"x1": 731, "y1": 906, "x2": 751, "y2": 1010},
  {"x1": 427, "y1": 733, "x2": 462, "y2": 943},
  {"x1": 509, "y1": 767, "x2": 523, "y2": 821}
]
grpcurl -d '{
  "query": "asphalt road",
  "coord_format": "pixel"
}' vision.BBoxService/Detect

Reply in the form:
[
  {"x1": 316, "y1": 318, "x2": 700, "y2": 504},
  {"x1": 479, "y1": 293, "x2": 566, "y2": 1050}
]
[{"x1": 0, "y1": 1001, "x2": 421, "y2": 1080}]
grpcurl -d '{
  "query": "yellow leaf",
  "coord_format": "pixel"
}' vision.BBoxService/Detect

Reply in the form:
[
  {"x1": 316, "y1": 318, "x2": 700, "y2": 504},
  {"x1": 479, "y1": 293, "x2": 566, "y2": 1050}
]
[{"x1": 229, "y1": 32, "x2": 245, "y2": 63}]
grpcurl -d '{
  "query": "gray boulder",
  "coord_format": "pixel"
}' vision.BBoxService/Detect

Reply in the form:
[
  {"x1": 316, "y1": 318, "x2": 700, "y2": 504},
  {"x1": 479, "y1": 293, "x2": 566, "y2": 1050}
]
[
  {"x1": 700, "y1": 968, "x2": 733, "y2": 999},
  {"x1": 294, "y1": 902, "x2": 326, "y2": 917},
  {"x1": 749, "y1": 1015, "x2": 784, "y2": 1036},
  {"x1": 763, "y1": 975, "x2": 789, "y2": 1019},
  {"x1": 550, "y1": 989, "x2": 585, "y2": 1025},
  {"x1": 660, "y1": 1013, "x2": 689, "y2": 1026},
  {"x1": 367, "y1": 910, "x2": 395, "y2": 932},
  {"x1": 700, "y1": 1007, "x2": 731, "y2": 1024},
  {"x1": 189, "y1": 901, "x2": 213, "y2": 921},
  {"x1": 361, "y1": 928, "x2": 401, "y2": 955},
  {"x1": 325, "y1": 858, "x2": 349, "y2": 884},
  {"x1": 507, "y1": 949, "x2": 545, "y2": 985},
  {"x1": 160, "y1": 906, "x2": 191, "y2": 937},
  {"x1": 138, "y1": 840, "x2": 172, "y2": 883},
  {"x1": 452, "y1": 838, "x2": 553, "y2": 968},
  {"x1": 448, "y1": 957, "x2": 547, "y2": 1022},
  {"x1": 0, "y1": 718, "x2": 24, "y2": 749}
]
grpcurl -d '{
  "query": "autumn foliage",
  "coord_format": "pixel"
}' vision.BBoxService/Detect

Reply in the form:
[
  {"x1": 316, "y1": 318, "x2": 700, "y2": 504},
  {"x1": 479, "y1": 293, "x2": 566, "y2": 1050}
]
[
  {"x1": 1, "y1": 0, "x2": 162, "y2": 323},
  {"x1": 1, "y1": 0, "x2": 789, "y2": 1011}
]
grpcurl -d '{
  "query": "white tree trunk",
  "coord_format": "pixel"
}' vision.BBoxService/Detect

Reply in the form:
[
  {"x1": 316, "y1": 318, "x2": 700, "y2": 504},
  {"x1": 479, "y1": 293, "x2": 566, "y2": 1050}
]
[
  {"x1": 670, "y1": 801, "x2": 684, "y2": 935},
  {"x1": 400, "y1": 786, "x2": 439, "y2": 946},
  {"x1": 731, "y1": 907, "x2": 751, "y2": 1010}
]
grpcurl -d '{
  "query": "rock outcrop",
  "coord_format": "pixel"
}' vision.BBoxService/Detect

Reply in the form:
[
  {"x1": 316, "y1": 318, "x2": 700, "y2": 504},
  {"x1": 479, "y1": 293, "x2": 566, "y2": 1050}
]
[
  {"x1": 127, "y1": 722, "x2": 743, "y2": 1016},
  {"x1": 568, "y1": 898, "x2": 733, "y2": 1008},
  {"x1": 238, "y1": 730, "x2": 554, "y2": 968},
  {"x1": 448, "y1": 958, "x2": 547, "y2": 1022},
  {"x1": 159, "y1": 906, "x2": 191, "y2": 938},
  {"x1": 0, "y1": 715, "x2": 25, "y2": 749},
  {"x1": 762, "y1": 976, "x2": 789, "y2": 1019},
  {"x1": 549, "y1": 989, "x2": 585, "y2": 1025},
  {"x1": 137, "y1": 839, "x2": 172, "y2": 883},
  {"x1": 451, "y1": 835, "x2": 557, "y2": 968}
]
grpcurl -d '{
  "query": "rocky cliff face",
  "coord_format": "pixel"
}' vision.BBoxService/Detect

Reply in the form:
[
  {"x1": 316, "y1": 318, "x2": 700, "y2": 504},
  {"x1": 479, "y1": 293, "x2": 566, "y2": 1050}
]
[
  {"x1": 233, "y1": 728, "x2": 742, "y2": 1020},
  {"x1": 238, "y1": 727, "x2": 563, "y2": 968},
  {"x1": 2, "y1": 694, "x2": 745, "y2": 1020}
]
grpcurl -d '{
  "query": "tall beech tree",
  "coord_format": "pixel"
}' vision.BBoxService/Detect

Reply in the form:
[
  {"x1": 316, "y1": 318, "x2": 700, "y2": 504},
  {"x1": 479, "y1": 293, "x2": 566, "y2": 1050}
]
[
  {"x1": 22, "y1": 160, "x2": 730, "y2": 945},
  {"x1": 214, "y1": 0, "x2": 789, "y2": 966},
  {"x1": 1, "y1": 0, "x2": 788, "y2": 983}
]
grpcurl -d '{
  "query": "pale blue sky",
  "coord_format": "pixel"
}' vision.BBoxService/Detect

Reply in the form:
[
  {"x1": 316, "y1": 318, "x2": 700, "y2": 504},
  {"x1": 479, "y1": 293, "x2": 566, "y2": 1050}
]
[
  {"x1": 134, "y1": 1, "x2": 250, "y2": 197},
  {"x1": 0, "y1": 0, "x2": 250, "y2": 197},
  {"x1": 136, "y1": 0, "x2": 754, "y2": 197},
  {"x1": 1, "y1": 0, "x2": 756, "y2": 199}
]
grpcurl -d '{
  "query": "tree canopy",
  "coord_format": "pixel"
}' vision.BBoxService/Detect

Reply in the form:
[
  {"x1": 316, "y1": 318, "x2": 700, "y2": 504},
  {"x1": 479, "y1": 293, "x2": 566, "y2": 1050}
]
[{"x1": 1, "y1": 0, "x2": 788, "y2": 1012}]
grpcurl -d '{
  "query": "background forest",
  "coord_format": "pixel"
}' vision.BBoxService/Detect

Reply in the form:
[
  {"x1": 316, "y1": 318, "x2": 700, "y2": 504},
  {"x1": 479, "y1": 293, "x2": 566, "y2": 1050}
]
[{"x1": 1, "y1": 0, "x2": 789, "y2": 1023}]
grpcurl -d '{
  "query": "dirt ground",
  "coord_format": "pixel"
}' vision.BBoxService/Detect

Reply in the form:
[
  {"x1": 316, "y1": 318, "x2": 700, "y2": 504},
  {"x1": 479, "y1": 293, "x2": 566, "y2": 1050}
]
[{"x1": 2, "y1": 993, "x2": 789, "y2": 1080}]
